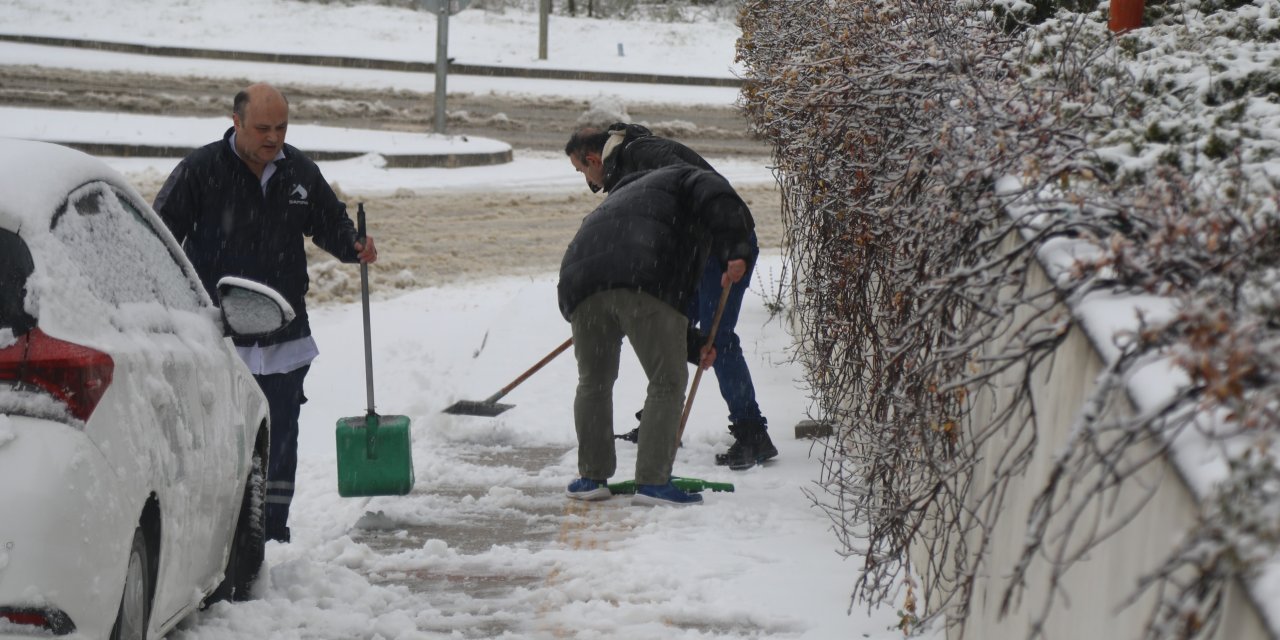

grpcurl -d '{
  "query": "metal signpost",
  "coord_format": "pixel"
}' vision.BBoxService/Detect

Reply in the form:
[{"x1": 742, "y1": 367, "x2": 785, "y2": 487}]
[
  {"x1": 418, "y1": 0, "x2": 471, "y2": 134},
  {"x1": 538, "y1": 0, "x2": 550, "y2": 60}
]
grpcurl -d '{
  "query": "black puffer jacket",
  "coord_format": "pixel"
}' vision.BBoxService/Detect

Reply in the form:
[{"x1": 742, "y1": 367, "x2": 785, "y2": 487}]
[
  {"x1": 154, "y1": 127, "x2": 360, "y2": 346},
  {"x1": 600, "y1": 123, "x2": 712, "y2": 193},
  {"x1": 558, "y1": 164, "x2": 754, "y2": 320}
]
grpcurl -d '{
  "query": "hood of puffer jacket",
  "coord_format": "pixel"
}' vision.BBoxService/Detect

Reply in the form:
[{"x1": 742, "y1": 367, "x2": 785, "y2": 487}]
[{"x1": 600, "y1": 122, "x2": 654, "y2": 192}]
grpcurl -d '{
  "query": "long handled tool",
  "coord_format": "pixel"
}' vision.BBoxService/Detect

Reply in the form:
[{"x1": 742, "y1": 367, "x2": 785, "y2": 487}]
[
  {"x1": 443, "y1": 337, "x2": 573, "y2": 417},
  {"x1": 336, "y1": 203, "x2": 415, "y2": 497},
  {"x1": 608, "y1": 476, "x2": 734, "y2": 494},
  {"x1": 675, "y1": 284, "x2": 733, "y2": 444},
  {"x1": 615, "y1": 288, "x2": 735, "y2": 493}
]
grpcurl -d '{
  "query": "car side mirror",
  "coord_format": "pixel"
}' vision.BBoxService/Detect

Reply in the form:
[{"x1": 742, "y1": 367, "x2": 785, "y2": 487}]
[{"x1": 215, "y1": 276, "x2": 296, "y2": 339}]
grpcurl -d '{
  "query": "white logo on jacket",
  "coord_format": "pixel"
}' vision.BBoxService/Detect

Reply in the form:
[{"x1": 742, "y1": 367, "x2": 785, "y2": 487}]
[{"x1": 290, "y1": 184, "x2": 308, "y2": 205}]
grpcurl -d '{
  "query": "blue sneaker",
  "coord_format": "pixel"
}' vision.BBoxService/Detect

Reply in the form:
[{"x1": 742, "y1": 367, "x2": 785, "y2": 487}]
[
  {"x1": 632, "y1": 481, "x2": 704, "y2": 507},
  {"x1": 566, "y1": 478, "x2": 611, "y2": 501}
]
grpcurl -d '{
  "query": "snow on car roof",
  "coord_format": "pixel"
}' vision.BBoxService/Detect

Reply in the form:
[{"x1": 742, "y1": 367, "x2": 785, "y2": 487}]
[
  {"x1": 0, "y1": 137, "x2": 143, "y2": 235},
  {"x1": 0, "y1": 137, "x2": 215, "y2": 345}
]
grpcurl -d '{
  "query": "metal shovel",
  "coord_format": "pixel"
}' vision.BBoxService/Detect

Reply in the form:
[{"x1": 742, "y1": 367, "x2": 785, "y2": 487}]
[
  {"x1": 443, "y1": 337, "x2": 573, "y2": 417},
  {"x1": 336, "y1": 203, "x2": 415, "y2": 497}
]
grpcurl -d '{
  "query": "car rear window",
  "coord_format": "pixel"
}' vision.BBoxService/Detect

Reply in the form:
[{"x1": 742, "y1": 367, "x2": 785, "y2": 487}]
[
  {"x1": 0, "y1": 228, "x2": 36, "y2": 338},
  {"x1": 51, "y1": 183, "x2": 202, "y2": 312}
]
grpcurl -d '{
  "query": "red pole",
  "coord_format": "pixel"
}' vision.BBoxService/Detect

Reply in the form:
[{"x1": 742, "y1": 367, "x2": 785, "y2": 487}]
[{"x1": 1109, "y1": 0, "x2": 1145, "y2": 33}]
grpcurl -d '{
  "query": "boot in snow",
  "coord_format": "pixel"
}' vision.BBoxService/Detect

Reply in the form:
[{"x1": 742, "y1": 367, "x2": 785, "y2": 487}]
[
  {"x1": 614, "y1": 409, "x2": 644, "y2": 443},
  {"x1": 716, "y1": 422, "x2": 778, "y2": 470}
]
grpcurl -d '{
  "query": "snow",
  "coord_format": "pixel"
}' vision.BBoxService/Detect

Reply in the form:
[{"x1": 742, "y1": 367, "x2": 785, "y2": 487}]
[
  {"x1": 0, "y1": 138, "x2": 139, "y2": 235},
  {"x1": 0, "y1": 41, "x2": 742, "y2": 106},
  {"x1": 0, "y1": 0, "x2": 744, "y2": 79},
  {"x1": 178, "y1": 260, "x2": 913, "y2": 640},
  {"x1": 0, "y1": 107, "x2": 511, "y2": 157},
  {"x1": 0, "y1": 1, "x2": 925, "y2": 638},
  {"x1": 92, "y1": 150, "x2": 777, "y2": 197},
  {"x1": 0, "y1": 412, "x2": 18, "y2": 448}
]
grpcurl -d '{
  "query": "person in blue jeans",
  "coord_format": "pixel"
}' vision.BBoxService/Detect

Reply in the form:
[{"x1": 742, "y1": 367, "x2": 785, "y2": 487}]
[
  {"x1": 564, "y1": 123, "x2": 778, "y2": 470},
  {"x1": 558, "y1": 164, "x2": 753, "y2": 506}
]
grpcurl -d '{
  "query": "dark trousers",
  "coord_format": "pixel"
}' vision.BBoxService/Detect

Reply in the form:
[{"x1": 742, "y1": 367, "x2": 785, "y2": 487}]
[
  {"x1": 690, "y1": 234, "x2": 767, "y2": 427},
  {"x1": 254, "y1": 365, "x2": 310, "y2": 542},
  {"x1": 572, "y1": 289, "x2": 689, "y2": 485}
]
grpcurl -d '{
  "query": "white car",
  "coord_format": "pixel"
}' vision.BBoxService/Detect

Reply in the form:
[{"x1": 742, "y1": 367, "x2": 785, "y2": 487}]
[{"x1": 0, "y1": 139, "x2": 294, "y2": 639}]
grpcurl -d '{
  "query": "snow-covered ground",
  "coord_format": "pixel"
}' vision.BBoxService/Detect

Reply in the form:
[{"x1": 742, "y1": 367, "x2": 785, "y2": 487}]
[
  {"x1": 201, "y1": 260, "x2": 918, "y2": 640},
  {"x1": 0, "y1": 1, "x2": 934, "y2": 638},
  {"x1": 0, "y1": 0, "x2": 745, "y2": 78},
  {"x1": 0, "y1": 104, "x2": 776, "y2": 196},
  {"x1": 0, "y1": 0, "x2": 744, "y2": 105}
]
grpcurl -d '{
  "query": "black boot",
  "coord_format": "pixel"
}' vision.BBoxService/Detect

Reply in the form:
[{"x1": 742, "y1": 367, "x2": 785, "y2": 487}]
[
  {"x1": 716, "y1": 422, "x2": 778, "y2": 470},
  {"x1": 614, "y1": 410, "x2": 644, "y2": 443},
  {"x1": 755, "y1": 429, "x2": 779, "y2": 462}
]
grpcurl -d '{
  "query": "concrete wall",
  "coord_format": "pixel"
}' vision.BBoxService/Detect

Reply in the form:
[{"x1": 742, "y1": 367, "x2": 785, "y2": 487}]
[{"x1": 937, "y1": 233, "x2": 1272, "y2": 640}]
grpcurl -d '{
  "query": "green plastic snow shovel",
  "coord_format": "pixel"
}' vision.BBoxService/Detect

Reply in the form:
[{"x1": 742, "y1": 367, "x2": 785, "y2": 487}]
[{"x1": 337, "y1": 203, "x2": 414, "y2": 498}]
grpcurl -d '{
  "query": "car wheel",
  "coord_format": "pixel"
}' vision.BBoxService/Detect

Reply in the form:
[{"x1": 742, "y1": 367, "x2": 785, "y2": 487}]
[
  {"x1": 110, "y1": 527, "x2": 151, "y2": 640},
  {"x1": 210, "y1": 450, "x2": 266, "y2": 603}
]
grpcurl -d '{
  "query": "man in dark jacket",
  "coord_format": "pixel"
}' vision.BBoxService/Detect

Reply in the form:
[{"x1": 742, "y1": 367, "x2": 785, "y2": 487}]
[
  {"x1": 564, "y1": 123, "x2": 777, "y2": 471},
  {"x1": 559, "y1": 163, "x2": 753, "y2": 505},
  {"x1": 154, "y1": 82, "x2": 377, "y2": 542}
]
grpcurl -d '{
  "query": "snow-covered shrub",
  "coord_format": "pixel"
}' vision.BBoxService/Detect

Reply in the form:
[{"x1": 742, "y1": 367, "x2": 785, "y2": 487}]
[{"x1": 738, "y1": 0, "x2": 1280, "y2": 637}]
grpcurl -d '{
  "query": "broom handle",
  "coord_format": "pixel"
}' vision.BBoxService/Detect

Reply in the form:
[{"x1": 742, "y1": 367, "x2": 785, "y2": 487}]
[
  {"x1": 676, "y1": 283, "x2": 732, "y2": 443},
  {"x1": 358, "y1": 203, "x2": 376, "y2": 416},
  {"x1": 482, "y1": 337, "x2": 574, "y2": 404}
]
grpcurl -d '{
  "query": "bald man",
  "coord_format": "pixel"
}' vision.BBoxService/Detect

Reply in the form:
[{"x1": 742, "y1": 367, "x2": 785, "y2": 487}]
[{"x1": 155, "y1": 83, "x2": 377, "y2": 548}]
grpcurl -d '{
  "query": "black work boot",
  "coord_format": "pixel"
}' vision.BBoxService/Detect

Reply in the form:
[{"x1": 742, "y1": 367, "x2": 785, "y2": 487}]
[
  {"x1": 614, "y1": 409, "x2": 643, "y2": 443},
  {"x1": 755, "y1": 429, "x2": 779, "y2": 462},
  {"x1": 716, "y1": 422, "x2": 778, "y2": 470}
]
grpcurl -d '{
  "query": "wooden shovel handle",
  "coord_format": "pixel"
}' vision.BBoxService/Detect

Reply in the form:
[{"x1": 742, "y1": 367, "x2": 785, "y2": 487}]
[
  {"x1": 676, "y1": 284, "x2": 732, "y2": 443},
  {"x1": 484, "y1": 337, "x2": 574, "y2": 403}
]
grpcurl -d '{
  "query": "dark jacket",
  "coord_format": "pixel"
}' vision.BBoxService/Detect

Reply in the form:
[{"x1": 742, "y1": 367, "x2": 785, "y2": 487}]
[
  {"x1": 153, "y1": 127, "x2": 360, "y2": 346},
  {"x1": 558, "y1": 164, "x2": 754, "y2": 321},
  {"x1": 600, "y1": 123, "x2": 714, "y2": 193},
  {"x1": 600, "y1": 123, "x2": 757, "y2": 244}
]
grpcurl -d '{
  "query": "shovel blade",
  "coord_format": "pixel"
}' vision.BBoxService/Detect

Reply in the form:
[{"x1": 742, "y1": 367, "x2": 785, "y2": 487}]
[
  {"x1": 336, "y1": 414, "x2": 415, "y2": 497},
  {"x1": 606, "y1": 476, "x2": 735, "y2": 495},
  {"x1": 442, "y1": 400, "x2": 515, "y2": 417}
]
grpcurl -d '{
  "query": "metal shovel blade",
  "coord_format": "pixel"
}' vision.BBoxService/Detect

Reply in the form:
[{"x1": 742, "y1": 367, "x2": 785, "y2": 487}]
[
  {"x1": 441, "y1": 337, "x2": 573, "y2": 418},
  {"x1": 443, "y1": 400, "x2": 515, "y2": 417}
]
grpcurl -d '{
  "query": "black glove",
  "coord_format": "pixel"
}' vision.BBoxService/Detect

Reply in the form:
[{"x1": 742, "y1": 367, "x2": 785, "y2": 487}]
[{"x1": 687, "y1": 325, "x2": 708, "y2": 365}]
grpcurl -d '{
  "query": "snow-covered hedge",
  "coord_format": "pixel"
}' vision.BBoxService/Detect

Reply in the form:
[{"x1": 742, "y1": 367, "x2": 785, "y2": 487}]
[{"x1": 738, "y1": 0, "x2": 1280, "y2": 637}]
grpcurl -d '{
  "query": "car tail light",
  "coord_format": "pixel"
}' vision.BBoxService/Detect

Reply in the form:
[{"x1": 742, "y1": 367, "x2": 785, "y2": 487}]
[
  {"x1": 0, "y1": 328, "x2": 114, "y2": 422},
  {"x1": 0, "y1": 607, "x2": 75, "y2": 634}
]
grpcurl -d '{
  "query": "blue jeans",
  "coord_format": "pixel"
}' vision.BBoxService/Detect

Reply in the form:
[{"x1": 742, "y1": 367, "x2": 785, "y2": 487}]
[
  {"x1": 689, "y1": 235, "x2": 767, "y2": 428},
  {"x1": 254, "y1": 365, "x2": 309, "y2": 542}
]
